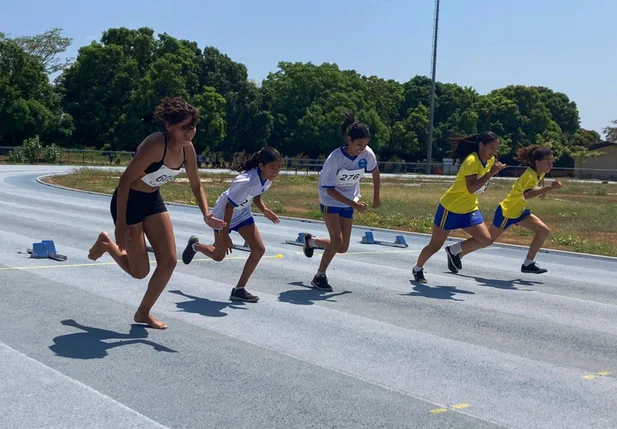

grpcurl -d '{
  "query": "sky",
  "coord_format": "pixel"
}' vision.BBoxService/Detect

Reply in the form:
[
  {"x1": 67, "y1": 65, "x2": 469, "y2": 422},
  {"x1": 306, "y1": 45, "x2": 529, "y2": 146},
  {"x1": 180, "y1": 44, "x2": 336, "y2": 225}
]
[{"x1": 2, "y1": 0, "x2": 615, "y2": 136}]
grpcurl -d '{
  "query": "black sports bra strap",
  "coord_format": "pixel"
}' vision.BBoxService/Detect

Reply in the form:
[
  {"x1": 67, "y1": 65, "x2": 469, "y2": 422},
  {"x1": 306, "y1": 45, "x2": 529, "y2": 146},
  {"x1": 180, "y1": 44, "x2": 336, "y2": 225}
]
[{"x1": 161, "y1": 132, "x2": 168, "y2": 162}]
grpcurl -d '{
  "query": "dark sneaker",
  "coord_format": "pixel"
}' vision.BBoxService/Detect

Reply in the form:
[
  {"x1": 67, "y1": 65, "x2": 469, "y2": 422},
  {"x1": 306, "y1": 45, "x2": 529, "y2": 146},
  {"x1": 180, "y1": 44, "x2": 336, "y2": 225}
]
[
  {"x1": 230, "y1": 287, "x2": 259, "y2": 302},
  {"x1": 412, "y1": 268, "x2": 427, "y2": 283},
  {"x1": 521, "y1": 262, "x2": 548, "y2": 274},
  {"x1": 182, "y1": 236, "x2": 199, "y2": 265},
  {"x1": 445, "y1": 245, "x2": 462, "y2": 273},
  {"x1": 311, "y1": 274, "x2": 333, "y2": 292},
  {"x1": 303, "y1": 232, "x2": 314, "y2": 258}
]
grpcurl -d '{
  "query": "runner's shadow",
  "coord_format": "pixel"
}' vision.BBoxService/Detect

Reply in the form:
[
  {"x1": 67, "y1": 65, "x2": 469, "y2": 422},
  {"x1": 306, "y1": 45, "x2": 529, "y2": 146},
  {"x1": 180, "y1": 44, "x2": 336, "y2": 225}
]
[
  {"x1": 457, "y1": 274, "x2": 542, "y2": 291},
  {"x1": 49, "y1": 319, "x2": 177, "y2": 360},
  {"x1": 403, "y1": 282, "x2": 475, "y2": 302},
  {"x1": 279, "y1": 282, "x2": 352, "y2": 305},
  {"x1": 169, "y1": 290, "x2": 246, "y2": 317}
]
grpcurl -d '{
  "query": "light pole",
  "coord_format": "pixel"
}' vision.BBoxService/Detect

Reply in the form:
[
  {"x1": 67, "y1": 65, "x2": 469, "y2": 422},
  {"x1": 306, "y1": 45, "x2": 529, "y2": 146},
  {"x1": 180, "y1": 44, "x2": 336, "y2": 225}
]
[{"x1": 426, "y1": 0, "x2": 440, "y2": 174}]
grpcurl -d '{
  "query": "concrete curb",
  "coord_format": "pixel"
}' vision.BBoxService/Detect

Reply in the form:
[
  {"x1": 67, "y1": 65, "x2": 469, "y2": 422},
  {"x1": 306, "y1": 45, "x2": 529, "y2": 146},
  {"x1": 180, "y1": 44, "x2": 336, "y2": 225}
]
[{"x1": 36, "y1": 174, "x2": 617, "y2": 263}]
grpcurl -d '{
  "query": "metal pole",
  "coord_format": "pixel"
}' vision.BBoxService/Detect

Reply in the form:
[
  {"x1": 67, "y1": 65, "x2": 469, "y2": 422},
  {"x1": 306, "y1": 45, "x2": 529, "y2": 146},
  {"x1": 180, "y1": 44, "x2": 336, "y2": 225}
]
[{"x1": 426, "y1": 0, "x2": 440, "y2": 174}]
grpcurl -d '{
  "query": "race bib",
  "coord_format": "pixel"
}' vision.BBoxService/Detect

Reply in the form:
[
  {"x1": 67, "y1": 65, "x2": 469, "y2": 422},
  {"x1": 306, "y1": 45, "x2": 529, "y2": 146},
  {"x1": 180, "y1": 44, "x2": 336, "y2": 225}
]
[
  {"x1": 473, "y1": 177, "x2": 490, "y2": 194},
  {"x1": 234, "y1": 195, "x2": 254, "y2": 211},
  {"x1": 141, "y1": 167, "x2": 181, "y2": 187},
  {"x1": 473, "y1": 184, "x2": 487, "y2": 194},
  {"x1": 336, "y1": 168, "x2": 364, "y2": 188}
]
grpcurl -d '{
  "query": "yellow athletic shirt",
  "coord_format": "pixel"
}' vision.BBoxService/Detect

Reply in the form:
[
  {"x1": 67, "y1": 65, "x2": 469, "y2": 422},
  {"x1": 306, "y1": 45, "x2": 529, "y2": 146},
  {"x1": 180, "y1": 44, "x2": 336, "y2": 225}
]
[
  {"x1": 440, "y1": 152, "x2": 495, "y2": 214},
  {"x1": 499, "y1": 167, "x2": 544, "y2": 218}
]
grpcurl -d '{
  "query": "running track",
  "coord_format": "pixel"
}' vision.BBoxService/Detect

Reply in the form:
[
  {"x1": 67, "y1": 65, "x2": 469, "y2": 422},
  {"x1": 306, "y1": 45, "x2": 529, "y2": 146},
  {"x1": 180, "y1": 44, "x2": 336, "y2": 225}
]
[{"x1": 1, "y1": 165, "x2": 616, "y2": 429}]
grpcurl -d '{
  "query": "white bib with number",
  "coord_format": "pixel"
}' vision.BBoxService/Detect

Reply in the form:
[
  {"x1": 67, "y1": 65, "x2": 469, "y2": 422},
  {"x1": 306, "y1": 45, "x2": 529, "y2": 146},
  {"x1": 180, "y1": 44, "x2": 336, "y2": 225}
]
[
  {"x1": 336, "y1": 168, "x2": 364, "y2": 188},
  {"x1": 234, "y1": 195, "x2": 255, "y2": 212},
  {"x1": 473, "y1": 177, "x2": 490, "y2": 194},
  {"x1": 141, "y1": 165, "x2": 183, "y2": 187}
]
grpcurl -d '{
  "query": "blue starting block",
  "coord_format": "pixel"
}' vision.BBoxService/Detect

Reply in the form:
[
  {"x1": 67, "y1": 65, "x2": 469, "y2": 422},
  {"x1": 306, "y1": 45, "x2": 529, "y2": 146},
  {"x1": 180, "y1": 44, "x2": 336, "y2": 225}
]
[
  {"x1": 360, "y1": 231, "x2": 408, "y2": 248},
  {"x1": 232, "y1": 241, "x2": 250, "y2": 252},
  {"x1": 285, "y1": 232, "x2": 306, "y2": 247},
  {"x1": 230, "y1": 232, "x2": 250, "y2": 252},
  {"x1": 28, "y1": 240, "x2": 68, "y2": 261}
]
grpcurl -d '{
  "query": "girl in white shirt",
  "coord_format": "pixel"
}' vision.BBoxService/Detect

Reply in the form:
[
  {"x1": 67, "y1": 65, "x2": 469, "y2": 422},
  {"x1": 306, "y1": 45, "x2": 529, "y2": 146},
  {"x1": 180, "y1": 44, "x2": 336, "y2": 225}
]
[
  {"x1": 302, "y1": 111, "x2": 381, "y2": 291},
  {"x1": 181, "y1": 147, "x2": 282, "y2": 302}
]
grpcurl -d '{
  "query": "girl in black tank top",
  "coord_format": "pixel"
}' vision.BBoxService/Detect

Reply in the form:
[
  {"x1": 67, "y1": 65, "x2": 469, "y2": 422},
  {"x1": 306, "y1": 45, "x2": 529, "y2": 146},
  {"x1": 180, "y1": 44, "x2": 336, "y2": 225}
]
[{"x1": 87, "y1": 97, "x2": 226, "y2": 330}]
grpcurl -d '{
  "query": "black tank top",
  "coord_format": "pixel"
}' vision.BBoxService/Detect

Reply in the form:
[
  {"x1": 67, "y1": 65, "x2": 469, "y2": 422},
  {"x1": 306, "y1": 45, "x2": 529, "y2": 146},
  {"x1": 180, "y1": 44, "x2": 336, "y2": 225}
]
[
  {"x1": 144, "y1": 132, "x2": 186, "y2": 174},
  {"x1": 139, "y1": 132, "x2": 187, "y2": 188}
]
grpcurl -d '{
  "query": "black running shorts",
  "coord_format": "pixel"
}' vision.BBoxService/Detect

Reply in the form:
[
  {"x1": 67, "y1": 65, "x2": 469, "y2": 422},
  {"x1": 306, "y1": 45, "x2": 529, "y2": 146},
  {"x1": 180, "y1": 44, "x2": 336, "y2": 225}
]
[{"x1": 110, "y1": 188, "x2": 167, "y2": 226}]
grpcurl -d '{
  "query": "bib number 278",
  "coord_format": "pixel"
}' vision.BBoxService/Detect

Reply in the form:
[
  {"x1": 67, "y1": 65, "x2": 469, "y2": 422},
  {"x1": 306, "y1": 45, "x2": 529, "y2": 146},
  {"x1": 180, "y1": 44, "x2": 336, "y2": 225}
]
[{"x1": 339, "y1": 173, "x2": 360, "y2": 182}]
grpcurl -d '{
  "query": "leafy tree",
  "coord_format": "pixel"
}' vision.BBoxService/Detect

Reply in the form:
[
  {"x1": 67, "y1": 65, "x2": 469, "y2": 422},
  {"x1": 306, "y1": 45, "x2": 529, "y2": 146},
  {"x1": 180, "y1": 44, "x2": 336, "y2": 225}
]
[
  {"x1": 0, "y1": 39, "x2": 68, "y2": 146},
  {"x1": 604, "y1": 120, "x2": 617, "y2": 142},
  {"x1": 12, "y1": 28, "x2": 73, "y2": 75}
]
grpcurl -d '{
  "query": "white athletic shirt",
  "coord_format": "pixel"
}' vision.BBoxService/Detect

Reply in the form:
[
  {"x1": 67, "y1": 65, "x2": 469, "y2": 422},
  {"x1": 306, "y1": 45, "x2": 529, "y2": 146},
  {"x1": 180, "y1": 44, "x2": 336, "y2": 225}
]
[
  {"x1": 318, "y1": 145, "x2": 378, "y2": 208},
  {"x1": 211, "y1": 168, "x2": 273, "y2": 229}
]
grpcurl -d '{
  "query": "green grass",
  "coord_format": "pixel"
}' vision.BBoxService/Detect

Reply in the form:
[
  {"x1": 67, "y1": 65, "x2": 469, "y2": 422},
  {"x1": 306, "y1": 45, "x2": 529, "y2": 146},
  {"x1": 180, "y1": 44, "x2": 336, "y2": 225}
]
[{"x1": 47, "y1": 168, "x2": 617, "y2": 257}]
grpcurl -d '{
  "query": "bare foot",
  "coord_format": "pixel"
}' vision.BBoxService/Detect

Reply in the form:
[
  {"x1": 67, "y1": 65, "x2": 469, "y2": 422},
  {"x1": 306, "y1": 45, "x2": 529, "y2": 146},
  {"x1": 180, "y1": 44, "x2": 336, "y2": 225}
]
[
  {"x1": 88, "y1": 232, "x2": 110, "y2": 260},
  {"x1": 134, "y1": 310, "x2": 168, "y2": 330}
]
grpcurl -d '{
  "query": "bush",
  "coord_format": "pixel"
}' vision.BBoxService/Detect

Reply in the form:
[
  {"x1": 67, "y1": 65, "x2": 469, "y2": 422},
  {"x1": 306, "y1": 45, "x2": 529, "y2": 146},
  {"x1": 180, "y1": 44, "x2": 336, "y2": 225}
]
[
  {"x1": 8, "y1": 136, "x2": 62, "y2": 164},
  {"x1": 9, "y1": 136, "x2": 43, "y2": 163},
  {"x1": 42, "y1": 144, "x2": 62, "y2": 163}
]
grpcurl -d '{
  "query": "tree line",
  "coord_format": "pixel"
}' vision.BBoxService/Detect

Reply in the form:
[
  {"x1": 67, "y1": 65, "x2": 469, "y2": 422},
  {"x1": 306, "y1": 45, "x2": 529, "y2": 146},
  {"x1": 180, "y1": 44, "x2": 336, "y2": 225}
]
[{"x1": 1, "y1": 27, "x2": 614, "y2": 166}]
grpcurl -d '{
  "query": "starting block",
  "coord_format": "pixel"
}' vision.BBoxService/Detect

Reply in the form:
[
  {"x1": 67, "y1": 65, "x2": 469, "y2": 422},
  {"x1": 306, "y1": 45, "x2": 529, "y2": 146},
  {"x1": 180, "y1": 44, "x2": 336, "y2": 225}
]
[
  {"x1": 285, "y1": 232, "x2": 306, "y2": 247},
  {"x1": 28, "y1": 240, "x2": 68, "y2": 261},
  {"x1": 230, "y1": 232, "x2": 250, "y2": 251},
  {"x1": 360, "y1": 231, "x2": 408, "y2": 248},
  {"x1": 232, "y1": 241, "x2": 250, "y2": 252}
]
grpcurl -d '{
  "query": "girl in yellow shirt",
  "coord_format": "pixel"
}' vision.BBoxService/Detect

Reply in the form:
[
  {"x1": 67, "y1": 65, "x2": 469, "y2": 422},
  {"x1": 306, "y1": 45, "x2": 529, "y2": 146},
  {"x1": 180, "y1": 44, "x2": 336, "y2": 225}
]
[
  {"x1": 413, "y1": 131, "x2": 506, "y2": 283},
  {"x1": 458, "y1": 145, "x2": 562, "y2": 274}
]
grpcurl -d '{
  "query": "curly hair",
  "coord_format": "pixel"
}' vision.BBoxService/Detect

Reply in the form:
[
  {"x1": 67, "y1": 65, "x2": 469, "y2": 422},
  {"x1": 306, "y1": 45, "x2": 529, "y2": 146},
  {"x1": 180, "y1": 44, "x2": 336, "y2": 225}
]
[{"x1": 154, "y1": 97, "x2": 199, "y2": 127}]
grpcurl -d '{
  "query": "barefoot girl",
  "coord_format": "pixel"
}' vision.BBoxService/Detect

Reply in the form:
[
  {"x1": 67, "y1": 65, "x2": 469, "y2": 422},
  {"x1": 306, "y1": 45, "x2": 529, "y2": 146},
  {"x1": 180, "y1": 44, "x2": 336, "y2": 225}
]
[{"x1": 88, "y1": 97, "x2": 225, "y2": 329}]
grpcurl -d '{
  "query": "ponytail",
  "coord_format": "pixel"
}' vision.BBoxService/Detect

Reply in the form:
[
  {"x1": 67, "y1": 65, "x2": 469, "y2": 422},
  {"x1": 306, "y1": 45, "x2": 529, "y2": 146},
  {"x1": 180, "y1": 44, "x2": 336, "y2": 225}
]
[
  {"x1": 340, "y1": 110, "x2": 370, "y2": 141},
  {"x1": 514, "y1": 145, "x2": 553, "y2": 169},
  {"x1": 448, "y1": 131, "x2": 499, "y2": 164},
  {"x1": 230, "y1": 147, "x2": 282, "y2": 173}
]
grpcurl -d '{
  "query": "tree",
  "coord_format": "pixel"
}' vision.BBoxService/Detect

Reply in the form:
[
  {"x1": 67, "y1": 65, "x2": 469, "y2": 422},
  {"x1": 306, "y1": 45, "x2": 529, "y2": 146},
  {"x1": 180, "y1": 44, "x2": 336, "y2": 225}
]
[
  {"x1": 199, "y1": 47, "x2": 272, "y2": 153},
  {"x1": 604, "y1": 120, "x2": 617, "y2": 142},
  {"x1": 0, "y1": 39, "x2": 68, "y2": 146},
  {"x1": 12, "y1": 28, "x2": 73, "y2": 75},
  {"x1": 39, "y1": 26, "x2": 590, "y2": 165},
  {"x1": 263, "y1": 62, "x2": 378, "y2": 157},
  {"x1": 191, "y1": 86, "x2": 227, "y2": 153}
]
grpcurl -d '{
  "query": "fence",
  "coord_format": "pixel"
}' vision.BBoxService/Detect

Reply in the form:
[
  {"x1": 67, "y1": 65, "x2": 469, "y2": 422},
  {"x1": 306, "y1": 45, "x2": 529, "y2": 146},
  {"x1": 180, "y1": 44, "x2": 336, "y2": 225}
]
[
  {"x1": 1, "y1": 146, "x2": 616, "y2": 181},
  {"x1": 0, "y1": 146, "x2": 135, "y2": 166}
]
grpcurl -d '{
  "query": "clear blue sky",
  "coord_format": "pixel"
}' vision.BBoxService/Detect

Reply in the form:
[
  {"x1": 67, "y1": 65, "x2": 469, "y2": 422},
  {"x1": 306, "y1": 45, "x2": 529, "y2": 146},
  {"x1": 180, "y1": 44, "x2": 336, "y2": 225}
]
[{"x1": 3, "y1": 0, "x2": 615, "y2": 136}]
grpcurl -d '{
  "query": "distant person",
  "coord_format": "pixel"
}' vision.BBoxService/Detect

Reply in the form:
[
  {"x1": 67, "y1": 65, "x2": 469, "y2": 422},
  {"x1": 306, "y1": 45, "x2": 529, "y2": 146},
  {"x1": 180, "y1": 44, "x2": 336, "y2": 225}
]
[
  {"x1": 457, "y1": 145, "x2": 562, "y2": 273},
  {"x1": 87, "y1": 97, "x2": 225, "y2": 329},
  {"x1": 412, "y1": 132, "x2": 506, "y2": 283},
  {"x1": 181, "y1": 147, "x2": 282, "y2": 302},
  {"x1": 300, "y1": 110, "x2": 381, "y2": 291}
]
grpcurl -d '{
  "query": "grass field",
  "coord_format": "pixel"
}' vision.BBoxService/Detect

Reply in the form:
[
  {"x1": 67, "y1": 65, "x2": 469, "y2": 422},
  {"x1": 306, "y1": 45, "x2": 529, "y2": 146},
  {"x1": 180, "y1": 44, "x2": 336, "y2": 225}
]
[{"x1": 47, "y1": 168, "x2": 617, "y2": 257}]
